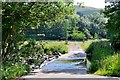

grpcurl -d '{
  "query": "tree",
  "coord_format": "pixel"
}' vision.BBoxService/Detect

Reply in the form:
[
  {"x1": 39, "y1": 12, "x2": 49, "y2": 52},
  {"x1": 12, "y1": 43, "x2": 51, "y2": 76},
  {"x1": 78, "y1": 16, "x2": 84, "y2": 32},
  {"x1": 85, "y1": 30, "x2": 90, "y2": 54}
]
[
  {"x1": 77, "y1": 12, "x2": 106, "y2": 39},
  {"x1": 69, "y1": 29, "x2": 86, "y2": 41},
  {"x1": 104, "y1": 2, "x2": 120, "y2": 51},
  {"x1": 44, "y1": 20, "x2": 68, "y2": 40},
  {"x1": 2, "y1": 2, "x2": 75, "y2": 62}
]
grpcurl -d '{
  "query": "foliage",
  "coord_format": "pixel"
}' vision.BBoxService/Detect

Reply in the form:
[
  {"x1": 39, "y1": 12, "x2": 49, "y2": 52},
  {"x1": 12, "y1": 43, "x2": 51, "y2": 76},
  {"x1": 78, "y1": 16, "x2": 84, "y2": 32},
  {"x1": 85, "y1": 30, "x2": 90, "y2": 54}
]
[
  {"x1": 25, "y1": 17, "x2": 71, "y2": 40},
  {"x1": 2, "y1": 2, "x2": 74, "y2": 60},
  {"x1": 1, "y1": 63, "x2": 31, "y2": 80},
  {"x1": 2, "y1": 2, "x2": 74, "y2": 79},
  {"x1": 87, "y1": 40, "x2": 113, "y2": 72},
  {"x1": 1, "y1": 40, "x2": 44, "y2": 79},
  {"x1": 25, "y1": 11, "x2": 106, "y2": 41},
  {"x1": 69, "y1": 29, "x2": 86, "y2": 41},
  {"x1": 103, "y1": 1, "x2": 120, "y2": 51},
  {"x1": 95, "y1": 54, "x2": 120, "y2": 76},
  {"x1": 84, "y1": 40, "x2": 120, "y2": 76},
  {"x1": 43, "y1": 41, "x2": 68, "y2": 54},
  {"x1": 44, "y1": 20, "x2": 68, "y2": 40},
  {"x1": 77, "y1": 12, "x2": 107, "y2": 39}
]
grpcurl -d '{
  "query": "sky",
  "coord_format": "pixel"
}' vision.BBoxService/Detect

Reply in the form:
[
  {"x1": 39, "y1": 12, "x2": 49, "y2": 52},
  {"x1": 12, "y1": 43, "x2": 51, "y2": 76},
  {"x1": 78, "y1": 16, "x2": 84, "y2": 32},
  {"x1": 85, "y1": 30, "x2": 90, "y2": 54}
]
[{"x1": 74, "y1": 0, "x2": 105, "y2": 8}]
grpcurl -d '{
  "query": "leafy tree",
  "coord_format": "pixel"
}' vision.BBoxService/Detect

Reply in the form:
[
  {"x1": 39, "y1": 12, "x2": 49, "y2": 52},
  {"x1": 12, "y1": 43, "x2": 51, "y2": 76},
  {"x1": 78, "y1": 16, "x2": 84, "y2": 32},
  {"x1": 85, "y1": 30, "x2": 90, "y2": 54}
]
[
  {"x1": 104, "y1": 2, "x2": 120, "y2": 51},
  {"x1": 77, "y1": 12, "x2": 106, "y2": 39},
  {"x1": 69, "y1": 29, "x2": 86, "y2": 41},
  {"x1": 45, "y1": 20, "x2": 68, "y2": 40},
  {"x1": 2, "y1": 2, "x2": 75, "y2": 79},
  {"x1": 2, "y1": 2, "x2": 75, "y2": 62}
]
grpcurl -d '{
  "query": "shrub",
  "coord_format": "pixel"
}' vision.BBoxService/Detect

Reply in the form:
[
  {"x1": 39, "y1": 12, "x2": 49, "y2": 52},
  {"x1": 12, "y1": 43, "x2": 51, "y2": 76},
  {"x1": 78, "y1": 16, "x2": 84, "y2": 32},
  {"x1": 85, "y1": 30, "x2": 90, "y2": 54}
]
[
  {"x1": 87, "y1": 41, "x2": 113, "y2": 72},
  {"x1": 70, "y1": 32, "x2": 86, "y2": 41},
  {"x1": 85, "y1": 40, "x2": 120, "y2": 76},
  {"x1": 95, "y1": 54, "x2": 120, "y2": 76},
  {"x1": 1, "y1": 63, "x2": 31, "y2": 80},
  {"x1": 44, "y1": 41, "x2": 68, "y2": 54}
]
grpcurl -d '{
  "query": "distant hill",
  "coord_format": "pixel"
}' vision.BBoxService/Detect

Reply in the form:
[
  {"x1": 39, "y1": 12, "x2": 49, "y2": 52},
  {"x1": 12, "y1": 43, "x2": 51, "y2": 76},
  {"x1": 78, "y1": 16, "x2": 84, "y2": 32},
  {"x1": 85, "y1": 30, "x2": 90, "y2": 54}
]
[{"x1": 75, "y1": 5, "x2": 101, "y2": 16}]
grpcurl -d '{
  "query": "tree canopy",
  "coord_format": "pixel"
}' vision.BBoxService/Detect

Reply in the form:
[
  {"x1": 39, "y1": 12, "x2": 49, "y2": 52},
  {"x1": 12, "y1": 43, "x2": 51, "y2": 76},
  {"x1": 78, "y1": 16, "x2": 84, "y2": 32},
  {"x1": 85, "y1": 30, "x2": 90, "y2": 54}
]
[
  {"x1": 104, "y1": 1, "x2": 120, "y2": 51},
  {"x1": 2, "y1": 2, "x2": 75, "y2": 61}
]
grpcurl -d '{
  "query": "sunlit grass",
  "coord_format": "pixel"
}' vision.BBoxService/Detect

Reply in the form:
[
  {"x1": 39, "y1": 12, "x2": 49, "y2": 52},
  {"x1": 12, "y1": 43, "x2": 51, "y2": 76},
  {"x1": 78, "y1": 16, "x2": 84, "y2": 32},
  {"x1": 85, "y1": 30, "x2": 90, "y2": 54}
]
[
  {"x1": 82, "y1": 39, "x2": 120, "y2": 76},
  {"x1": 39, "y1": 40, "x2": 69, "y2": 54},
  {"x1": 95, "y1": 53, "x2": 120, "y2": 76},
  {"x1": 79, "y1": 39, "x2": 108, "y2": 51},
  {"x1": 79, "y1": 40, "x2": 93, "y2": 51}
]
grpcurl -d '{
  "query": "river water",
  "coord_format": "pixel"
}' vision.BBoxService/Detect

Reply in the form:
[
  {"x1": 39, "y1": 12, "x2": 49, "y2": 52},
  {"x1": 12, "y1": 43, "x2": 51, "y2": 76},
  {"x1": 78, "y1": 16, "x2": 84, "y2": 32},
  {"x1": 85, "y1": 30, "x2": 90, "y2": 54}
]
[{"x1": 41, "y1": 42, "x2": 87, "y2": 74}]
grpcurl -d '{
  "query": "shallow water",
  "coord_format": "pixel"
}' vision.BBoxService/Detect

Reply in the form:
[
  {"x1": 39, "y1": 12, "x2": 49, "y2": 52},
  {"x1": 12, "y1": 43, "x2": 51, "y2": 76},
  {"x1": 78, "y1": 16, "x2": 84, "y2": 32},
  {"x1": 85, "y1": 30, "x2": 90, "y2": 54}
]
[{"x1": 41, "y1": 56, "x2": 87, "y2": 74}]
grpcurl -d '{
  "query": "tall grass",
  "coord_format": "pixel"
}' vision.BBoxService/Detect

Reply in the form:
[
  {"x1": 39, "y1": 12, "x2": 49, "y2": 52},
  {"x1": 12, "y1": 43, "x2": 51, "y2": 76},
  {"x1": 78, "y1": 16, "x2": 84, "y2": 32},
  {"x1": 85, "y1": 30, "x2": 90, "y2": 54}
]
[
  {"x1": 42, "y1": 41, "x2": 68, "y2": 54},
  {"x1": 80, "y1": 39, "x2": 120, "y2": 76},
  {"x1": 79, "y1": 40, "x2": 93, "y2": 51},
  {"x1": 87, "y1": 41, "x2": 114, "y2": 72},
  {"x1": 95, "y1": 53, "x2": 120, "y2": 76}
]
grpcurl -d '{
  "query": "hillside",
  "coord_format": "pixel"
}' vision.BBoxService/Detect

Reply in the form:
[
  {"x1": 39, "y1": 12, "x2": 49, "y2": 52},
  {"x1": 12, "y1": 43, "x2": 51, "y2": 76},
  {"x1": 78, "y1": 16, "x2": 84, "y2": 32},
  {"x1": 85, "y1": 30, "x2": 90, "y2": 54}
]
[{"x1": 75, "y1": 6, "x2": 101, "y2": 16}]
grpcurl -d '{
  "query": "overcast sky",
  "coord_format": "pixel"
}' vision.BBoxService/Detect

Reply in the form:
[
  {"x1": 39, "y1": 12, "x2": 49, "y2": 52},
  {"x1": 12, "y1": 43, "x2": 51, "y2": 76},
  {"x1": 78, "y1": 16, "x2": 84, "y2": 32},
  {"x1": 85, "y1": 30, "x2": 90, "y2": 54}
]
[{"x1": 74, "y1": 0, "x2": 105, "y2": 8}]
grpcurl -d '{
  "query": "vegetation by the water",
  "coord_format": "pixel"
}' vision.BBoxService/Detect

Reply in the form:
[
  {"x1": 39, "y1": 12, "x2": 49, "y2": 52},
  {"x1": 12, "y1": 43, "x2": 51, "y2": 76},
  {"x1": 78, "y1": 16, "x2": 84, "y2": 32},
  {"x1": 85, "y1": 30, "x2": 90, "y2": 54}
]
[
  {"x1": 95, "y1": 53, "x2": 120, "y2": 76},
  {"x1": 103, "y1": 2, "x2": 120, "y2": 51},
  {"x1": 80, "y1": 40, "x2": 120, "y2": 76},
  {"x1": 1, "y1": 63, "x2": 31, "y2": 79},
  {"x1": 1, "y1": 40, "x2": 68, "y2": 79}
]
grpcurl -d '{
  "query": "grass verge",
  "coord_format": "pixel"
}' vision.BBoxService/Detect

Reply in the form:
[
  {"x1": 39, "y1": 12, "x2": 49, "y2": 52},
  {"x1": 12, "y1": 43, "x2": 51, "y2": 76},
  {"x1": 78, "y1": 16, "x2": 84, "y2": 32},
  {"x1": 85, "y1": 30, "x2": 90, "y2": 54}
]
[{"x1": 80, "y1": 39, "x2": 120, "y2": 77}]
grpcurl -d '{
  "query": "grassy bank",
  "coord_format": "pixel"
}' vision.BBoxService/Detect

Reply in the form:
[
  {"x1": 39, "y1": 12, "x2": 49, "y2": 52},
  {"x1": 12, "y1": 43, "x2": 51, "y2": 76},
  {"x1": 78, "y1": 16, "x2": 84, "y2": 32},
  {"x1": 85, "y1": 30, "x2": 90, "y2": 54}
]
[
  {"x1": 79, "y1": 40, "x2": 94, "y2": 51},
  {"x1": 80, "y1": 39, "x2": 120, "y2": 76}
]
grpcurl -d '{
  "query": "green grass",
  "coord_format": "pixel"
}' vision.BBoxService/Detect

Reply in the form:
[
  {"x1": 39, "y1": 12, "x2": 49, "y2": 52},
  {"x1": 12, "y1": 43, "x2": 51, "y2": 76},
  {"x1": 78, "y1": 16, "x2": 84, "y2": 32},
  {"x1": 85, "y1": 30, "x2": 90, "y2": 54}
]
[
  {"x1": 39, "y1": 41, "x2": 69, "y2": 54},
  {"x1": 88, "y1": 41, "x2": 114, "y2": 72},
  {"x1": 79, "y1": 40, "x2": 93, "y2": 51},
  {"x1": 95, "y1": 53, "x2": 120, "y2": 76},
  {"x1": 80, "y1": 39, "x2": 120, "y2": 76}
]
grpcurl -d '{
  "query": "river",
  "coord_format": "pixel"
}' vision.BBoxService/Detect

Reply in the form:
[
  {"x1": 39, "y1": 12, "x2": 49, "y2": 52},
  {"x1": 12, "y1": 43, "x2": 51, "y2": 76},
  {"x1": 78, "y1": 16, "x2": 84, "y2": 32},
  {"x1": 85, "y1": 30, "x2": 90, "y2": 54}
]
[{"x1": 40, "y1": 42, "x2": 87, "y2": 74}]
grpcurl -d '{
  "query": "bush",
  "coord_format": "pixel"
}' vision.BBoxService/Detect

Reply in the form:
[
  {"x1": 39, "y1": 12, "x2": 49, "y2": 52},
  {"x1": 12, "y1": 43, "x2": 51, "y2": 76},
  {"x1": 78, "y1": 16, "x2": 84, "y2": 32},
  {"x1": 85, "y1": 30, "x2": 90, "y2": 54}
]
[
  {"x1": 1, "y1": 63, "x2": 31, "y2": 80},
  {"x1": 87, "y1": 41, "x2": 113, "y2": 72},
  {"x1": 70, "y1": 32, "x2": 86, "y2": 41},
  {"x1": 44, "y1": 41, "x2": 68, "y2": 54},
  {"x1": 85, "y1": 40, "x2": 120, "y2": 76},
  {"x1": 95, "y1": 54, "x2": 120, "y2": 76},
  {"x1": 1, "y1": 40, "x2": 44, "y2": 80}
]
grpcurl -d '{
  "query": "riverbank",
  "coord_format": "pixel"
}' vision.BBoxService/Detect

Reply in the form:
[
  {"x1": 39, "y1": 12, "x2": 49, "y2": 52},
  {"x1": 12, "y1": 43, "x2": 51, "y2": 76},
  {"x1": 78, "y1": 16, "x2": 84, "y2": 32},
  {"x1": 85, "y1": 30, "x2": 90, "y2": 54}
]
[
  {"x1": 1, "y1": 41, "x2": 68, "y2": 80},
  {"x1": 79, "y1": 39, "x2": 120, "y2": 77}
]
